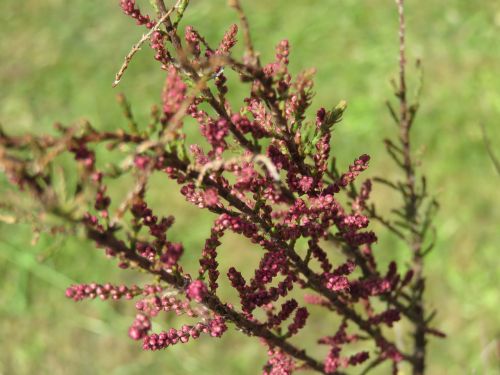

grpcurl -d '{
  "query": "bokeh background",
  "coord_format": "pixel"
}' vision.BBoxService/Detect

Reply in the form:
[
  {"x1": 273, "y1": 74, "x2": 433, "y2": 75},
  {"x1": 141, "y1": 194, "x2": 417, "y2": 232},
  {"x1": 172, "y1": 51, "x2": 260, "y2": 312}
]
[{"x1": 1, "y1": 0, "x2": 499, "y2": 374}]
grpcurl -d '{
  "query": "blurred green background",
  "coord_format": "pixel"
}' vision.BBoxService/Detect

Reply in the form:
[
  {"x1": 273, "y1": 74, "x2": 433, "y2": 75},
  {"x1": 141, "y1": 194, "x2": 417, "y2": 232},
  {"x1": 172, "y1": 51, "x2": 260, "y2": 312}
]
[{"x1": 0, "y1": 0, "x2": 499, "y2": 374}]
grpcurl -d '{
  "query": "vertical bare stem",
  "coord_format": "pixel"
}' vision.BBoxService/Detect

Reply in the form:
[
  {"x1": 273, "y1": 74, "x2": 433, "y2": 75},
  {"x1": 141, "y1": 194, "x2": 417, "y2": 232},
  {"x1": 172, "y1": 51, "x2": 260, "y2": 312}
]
[
  {"x1": 395, "y1": 0, "x2": 426, "y2": 373},
  {"x1": 229, "y1": 0, "x2": 258, "y2": 65}
]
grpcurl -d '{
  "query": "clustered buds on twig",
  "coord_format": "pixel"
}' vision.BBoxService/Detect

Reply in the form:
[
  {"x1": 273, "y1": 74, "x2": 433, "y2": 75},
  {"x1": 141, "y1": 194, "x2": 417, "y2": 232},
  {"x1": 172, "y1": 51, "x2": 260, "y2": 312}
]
[{"x1": 0, "y1": 0, "x2": 443, "y2": 374}]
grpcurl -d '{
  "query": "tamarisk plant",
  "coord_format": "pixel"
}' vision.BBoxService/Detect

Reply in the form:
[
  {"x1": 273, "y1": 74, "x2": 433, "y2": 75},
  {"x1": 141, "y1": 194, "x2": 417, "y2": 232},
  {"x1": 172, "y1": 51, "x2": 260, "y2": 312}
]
[{"x1": 0, "y1": 0, "x2": 444, "y2": 374}]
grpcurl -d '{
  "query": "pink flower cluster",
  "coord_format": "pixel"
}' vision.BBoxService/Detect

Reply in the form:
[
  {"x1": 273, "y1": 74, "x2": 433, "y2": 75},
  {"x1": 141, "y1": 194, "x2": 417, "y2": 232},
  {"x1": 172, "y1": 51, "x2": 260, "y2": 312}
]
[
  {"x1": 135, "y1": 294, "x2": 197, "y2": 317},
  {"x1": 263, "y1": 348, "x2": 296, "y2": 375},
  {"x1": 65, "y1": 283, "x2": 161, "y2": 301},
  {"x1": 216, "y1": 24, "x2": 238, "y2": 55},
  {"x1": 143, "y1": 315, "x2": 227, "y2": 350},
  {"x1": 128, "y1": 313, "x2": 152, "y2": 340},
  {"x1": 319, "y1": 322, "x2": 369, "y2": 373},
  {"x1": 186, "y1": 280, "x2": 208, "y2": 303},
  {"x1": 162, "y1": 67, "x2": 186, "y2": 122},
  {"x1": 119, "y1": 0, "x2": 153, "y2": 28}
]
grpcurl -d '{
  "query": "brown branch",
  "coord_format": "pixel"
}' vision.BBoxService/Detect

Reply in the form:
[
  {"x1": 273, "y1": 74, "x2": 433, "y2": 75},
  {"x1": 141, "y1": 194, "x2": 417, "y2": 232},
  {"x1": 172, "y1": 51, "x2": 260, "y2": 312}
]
[
  {"x1": 85, "y1": 226, "x2": 331, "y2": 374},
  {"x1": 112, "y1": 11, "x2": 174, "y2": 87},
  {"x1": 0, "y1": 136, "x2": 330, "y2": 374},
  {"x1": 394, "y1": 1, "x2": 427, "y2": 372},
  {"x1": 228, "y1": 0, "x2": 258, "y2": 65}
]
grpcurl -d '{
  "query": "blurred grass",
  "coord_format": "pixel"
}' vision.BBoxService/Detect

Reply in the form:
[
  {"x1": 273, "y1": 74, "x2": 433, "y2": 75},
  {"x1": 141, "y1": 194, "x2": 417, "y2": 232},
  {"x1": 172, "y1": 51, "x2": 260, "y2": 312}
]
[{"x1": 0, "y1": 0, "x2": 499, "y2": 374}]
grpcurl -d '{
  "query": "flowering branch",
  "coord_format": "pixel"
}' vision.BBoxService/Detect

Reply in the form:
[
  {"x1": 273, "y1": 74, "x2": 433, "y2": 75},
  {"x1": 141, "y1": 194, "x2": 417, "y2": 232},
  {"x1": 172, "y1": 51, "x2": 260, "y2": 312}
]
[{"x1": 0, "y1": 1, "x2": 445, "y2": 374}]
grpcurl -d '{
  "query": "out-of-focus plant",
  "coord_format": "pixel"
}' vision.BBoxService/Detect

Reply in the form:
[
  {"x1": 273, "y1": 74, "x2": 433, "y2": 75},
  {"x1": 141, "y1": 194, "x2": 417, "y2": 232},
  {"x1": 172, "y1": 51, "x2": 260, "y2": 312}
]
[{"x1": 0, "y1": 0, "x2": 443, "y2": 373}]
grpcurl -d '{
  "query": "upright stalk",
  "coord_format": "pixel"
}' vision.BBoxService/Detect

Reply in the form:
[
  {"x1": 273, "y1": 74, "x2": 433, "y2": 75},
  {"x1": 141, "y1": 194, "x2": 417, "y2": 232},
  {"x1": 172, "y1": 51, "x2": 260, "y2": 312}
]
[{"x1": 394, "y1": 1, "x2": 426, "y2": 373}]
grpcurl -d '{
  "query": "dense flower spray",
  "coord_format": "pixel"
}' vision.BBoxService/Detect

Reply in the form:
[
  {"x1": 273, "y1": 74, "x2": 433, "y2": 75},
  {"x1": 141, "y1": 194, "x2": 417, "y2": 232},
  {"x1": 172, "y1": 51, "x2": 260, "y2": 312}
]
[{"x1": 0, "y1": 0, "x2": 442, "y2": 374}]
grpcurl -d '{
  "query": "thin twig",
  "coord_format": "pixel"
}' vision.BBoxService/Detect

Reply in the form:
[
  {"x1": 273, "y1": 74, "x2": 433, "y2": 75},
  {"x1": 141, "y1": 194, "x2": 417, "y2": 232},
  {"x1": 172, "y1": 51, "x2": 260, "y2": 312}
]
[
  {"x1": 112, "y1": 10, "x2": 174, "y2": 87},
  {"x1": 228, "y1": 0, "x2": 258, "y2": 65},
  {"x1": 195, "y1": 154, "x2": 280, "y2": 187},
  {"x1": 395, "y1": 1, "x2": 428, "y2": 373}
]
